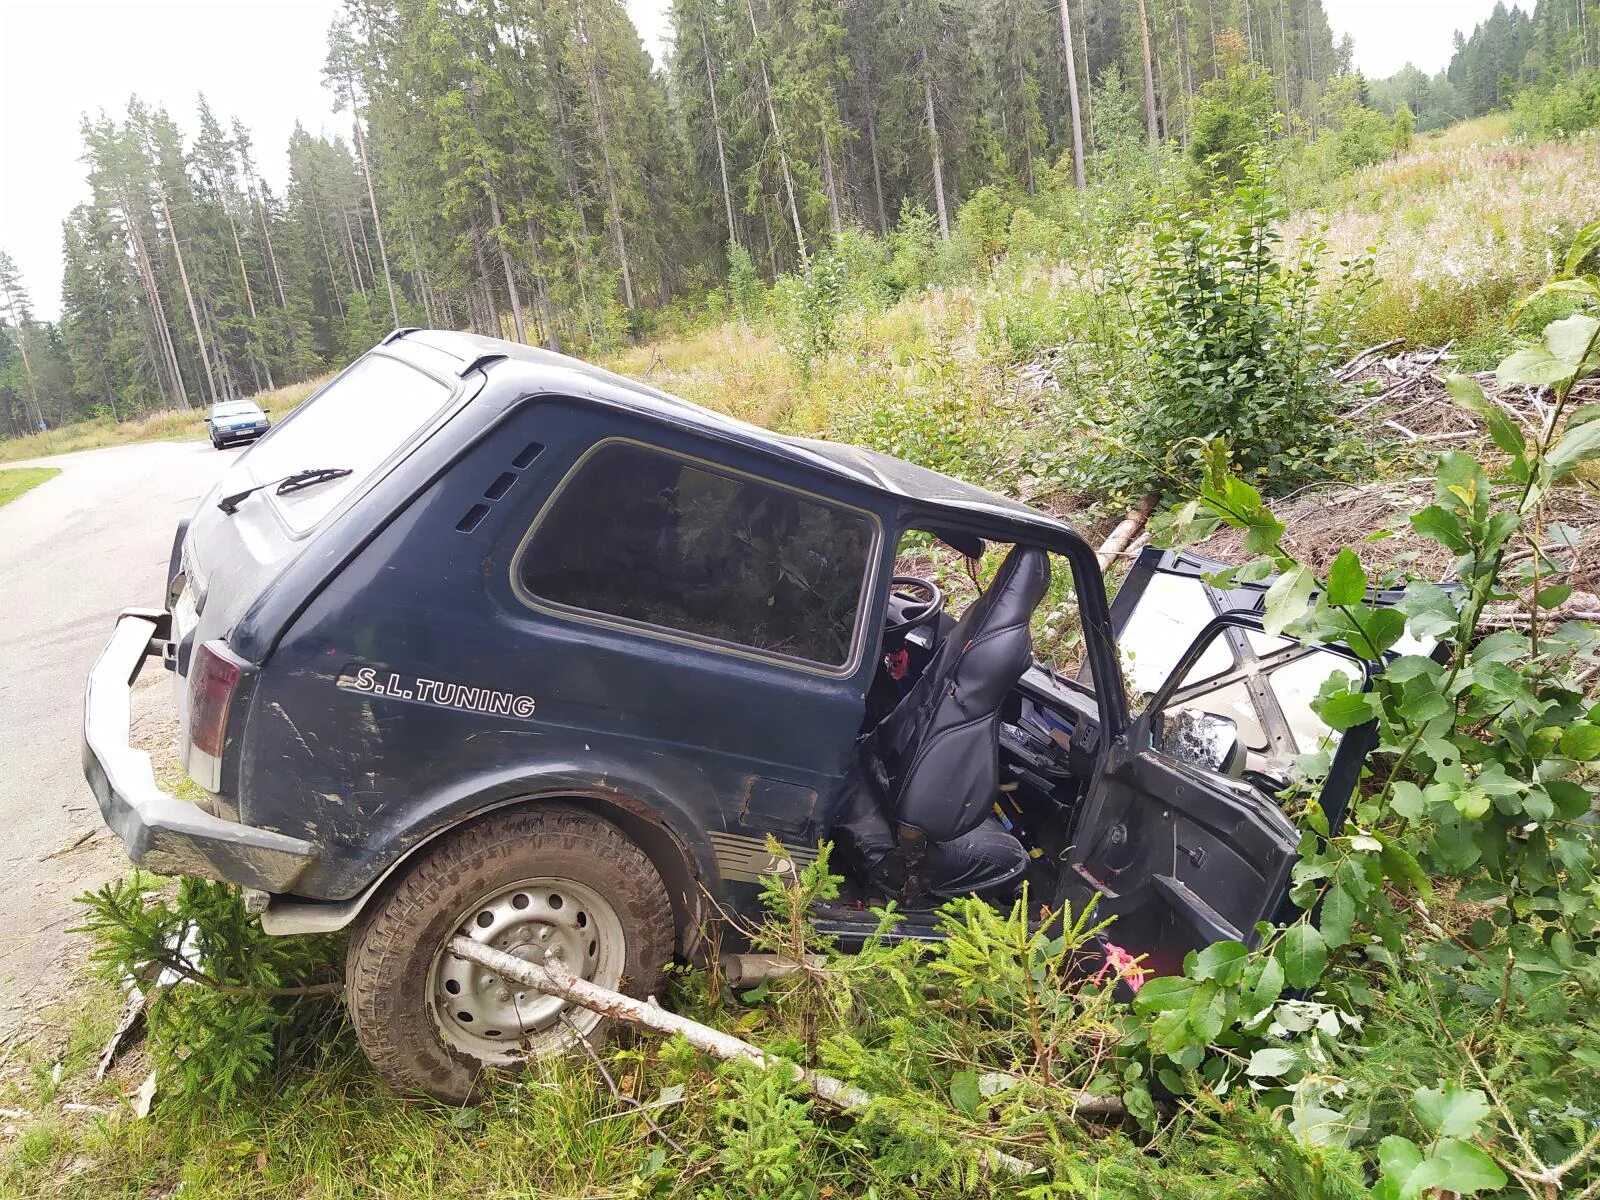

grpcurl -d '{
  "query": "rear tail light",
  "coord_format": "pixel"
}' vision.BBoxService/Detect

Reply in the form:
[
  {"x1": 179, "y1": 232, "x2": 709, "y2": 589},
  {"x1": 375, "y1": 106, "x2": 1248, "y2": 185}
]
[{"x1": 189, "y1": 639, "x2": 247, "y2": 762}]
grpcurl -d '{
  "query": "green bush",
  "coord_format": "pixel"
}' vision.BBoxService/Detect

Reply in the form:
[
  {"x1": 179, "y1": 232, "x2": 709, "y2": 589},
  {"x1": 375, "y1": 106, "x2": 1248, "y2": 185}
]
[
  {"x1": 1101, "y1": 158, "x2": 1373, "y2": 493},
  {"x1": 1510, "y1": 69, "x2": 1600, "y2": 139},
  {"x1": 75, "y1": 876, "x2": 343, "y2": 1108}
]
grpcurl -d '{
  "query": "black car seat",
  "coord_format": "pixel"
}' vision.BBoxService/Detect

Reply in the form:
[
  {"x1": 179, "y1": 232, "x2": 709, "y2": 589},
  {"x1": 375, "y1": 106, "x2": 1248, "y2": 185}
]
[{"x1": 834, "y1": 545, "x2": 1050, "y2": 900}]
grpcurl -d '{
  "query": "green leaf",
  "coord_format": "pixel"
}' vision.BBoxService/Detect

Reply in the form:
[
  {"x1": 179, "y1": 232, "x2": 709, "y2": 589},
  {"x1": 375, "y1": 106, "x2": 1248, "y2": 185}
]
[
  {"x1": 1536, "y1": 583, "x2": 1573, "y2": 609},
  {"x1": 1496, "y1": 346, "x2": 1575, "y2": 388},
  {"x1": 1559, "y1": 723, "x2": 1600, "y2": 761},
  {"x1": 1452, "y1": 785, "x2": 1491, "y2": 820},
  {"x1": 949, "y1": 1069, "x2": 982, "y2": 1117},
  {"x1": 1316, "y1": 689, "x2": 1382, "y2": 730},
  {"x1": 1351, "y1": 606, "x2": 1407, "y2": 657},
  {"x1": 1186, "y1": 980, "x2": 1228, "y2": 1044},
  {"x1": 1376, "y1": 1135, "x2": 1424, "y2": 1200},
  {"x1": 1385, "y1": 654, "x2": 1444, "y2": 683},
  {"x1": 1410, "y1": 505, "x2": 1469, "y2": 554},
  {"x1": 1447, "y1": 374, "x2": 1526, "y2": 456},
  {"x1": 1326, "y1": 547, "x2": 1367, "y2": 606},
  {"x1": 1242, "y1": 954, "x2": 1286, "y2": 1013},
  {"x1": 1390, "y1": 781, "x2": 1427, "y2": 820},
  {"x1": 1191, "y1": 939, "x2": 1249, "y2": 986},
  {"x1": 1547, "y1": 418, "x2": 1600, "y2": 479},
  {"x1": 1132, "y1": 974, "x2": 1197, "y2": 1015},
  {"x1": 1545, "y1": 312, "x2": 1600, "y2": 367},
  {"x1": 1415, "y1": 1083, "x2": 1492, "y2": 1138},
  {"x1": 1277, "y1": 924, "x2": 1328, "y2": 988},
  {"x1": 1563, "y1": 217, "x2": 1600, "y2": 275},
  {"x1": 1245, "y1": 1047, "x2": 1298, "y2": 1077},
  {"x1": 1263, "y1": 564, "x2": 1315, "y2": 636},
  {"x1": 1416, "y1": 1139, "x2": 1508, "y2": 1196},
  {"x1": 1319, "y1": 882, "x2": 1357, "y2": 949},
  {"x1": 1543, "y1": 780, "x2": 1593, "y2": 821}
]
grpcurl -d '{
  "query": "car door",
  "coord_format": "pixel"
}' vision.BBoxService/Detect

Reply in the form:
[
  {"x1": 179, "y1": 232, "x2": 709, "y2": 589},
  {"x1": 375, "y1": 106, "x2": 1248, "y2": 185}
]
[{"x1": 1062, "y1": 548, "x2": 1389, "y2": 977}]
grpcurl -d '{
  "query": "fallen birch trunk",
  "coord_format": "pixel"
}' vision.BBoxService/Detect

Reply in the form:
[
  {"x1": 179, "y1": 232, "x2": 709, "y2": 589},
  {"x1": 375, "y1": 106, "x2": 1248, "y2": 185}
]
[
  {"x1": 1096, "y1": 493, "x2": 1159, "y2": 572},
  {"x1": 449, "y1": 937, "x2": 1121, "y2": 1174}
]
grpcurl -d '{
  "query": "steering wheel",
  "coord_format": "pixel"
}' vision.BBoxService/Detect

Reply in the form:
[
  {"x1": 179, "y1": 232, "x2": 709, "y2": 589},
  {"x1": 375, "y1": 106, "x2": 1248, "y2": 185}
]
[{"x1": 884, "y1": 575, "x2": 945, "y2": 642}]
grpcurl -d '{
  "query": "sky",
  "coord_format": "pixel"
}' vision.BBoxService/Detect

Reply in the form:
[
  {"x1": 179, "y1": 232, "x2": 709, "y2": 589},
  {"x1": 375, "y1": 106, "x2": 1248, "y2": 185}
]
[{"x1": 1, "y1": 0, "x2": 1497, "y2": 320}]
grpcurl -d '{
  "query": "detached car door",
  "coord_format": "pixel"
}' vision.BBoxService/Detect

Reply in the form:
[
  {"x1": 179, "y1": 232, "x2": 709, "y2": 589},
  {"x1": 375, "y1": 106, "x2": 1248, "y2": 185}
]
[{"x1": 1063, "y1": 549, "x2": 1385, "y2": 977}]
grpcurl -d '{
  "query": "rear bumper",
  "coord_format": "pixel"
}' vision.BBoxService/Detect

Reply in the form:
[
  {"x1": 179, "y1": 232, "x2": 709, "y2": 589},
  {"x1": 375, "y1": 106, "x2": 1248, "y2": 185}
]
[{"x1": 82, "y1": 608, "x2": 316, "y2": 893}]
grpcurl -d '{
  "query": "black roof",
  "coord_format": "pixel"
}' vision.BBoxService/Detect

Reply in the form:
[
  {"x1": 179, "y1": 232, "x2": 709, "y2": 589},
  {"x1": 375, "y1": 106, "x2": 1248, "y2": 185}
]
[{"x1": 386, "y1": 328, "x2": 1088, "y2": 550}]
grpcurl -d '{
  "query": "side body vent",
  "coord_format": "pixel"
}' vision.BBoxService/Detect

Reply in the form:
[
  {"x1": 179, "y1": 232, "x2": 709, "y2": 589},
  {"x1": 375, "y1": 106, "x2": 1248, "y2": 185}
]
[{"x1": 454, "y1": 441, "x2": 546, "y2": 534}]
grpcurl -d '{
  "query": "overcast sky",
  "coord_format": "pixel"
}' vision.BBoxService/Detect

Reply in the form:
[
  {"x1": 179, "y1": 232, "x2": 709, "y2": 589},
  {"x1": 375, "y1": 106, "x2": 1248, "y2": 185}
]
[{"x1": 2, "y1": 0, "x2": 1499, "y2": 319}]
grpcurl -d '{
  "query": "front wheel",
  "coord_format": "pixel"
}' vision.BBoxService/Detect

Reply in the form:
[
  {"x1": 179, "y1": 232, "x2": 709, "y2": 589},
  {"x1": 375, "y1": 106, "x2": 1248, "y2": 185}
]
[{"x1": 344, "y1": 805, "x2": 674, "y2": 1103}]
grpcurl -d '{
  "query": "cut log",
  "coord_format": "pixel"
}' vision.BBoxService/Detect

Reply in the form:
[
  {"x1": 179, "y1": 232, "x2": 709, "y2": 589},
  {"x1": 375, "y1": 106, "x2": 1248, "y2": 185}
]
[
  {"x1": 448, "y1": 937, "x2": 1123, "y2": 1173},
  {"x1": 1096, "y1": 493, "x2": 1159, "y2": 571}
]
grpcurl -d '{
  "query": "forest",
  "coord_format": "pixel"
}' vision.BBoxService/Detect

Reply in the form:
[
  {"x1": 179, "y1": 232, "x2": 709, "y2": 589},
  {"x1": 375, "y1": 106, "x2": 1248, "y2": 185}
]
[{"x1": 2, "y1": 0, "x2": 1597, "y2": 440}]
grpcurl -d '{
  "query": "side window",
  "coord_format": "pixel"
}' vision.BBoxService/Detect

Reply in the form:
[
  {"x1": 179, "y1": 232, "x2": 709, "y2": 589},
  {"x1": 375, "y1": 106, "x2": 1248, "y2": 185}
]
[{"x1": 515, "y1": 441, "x2": 876, "y2": 668}]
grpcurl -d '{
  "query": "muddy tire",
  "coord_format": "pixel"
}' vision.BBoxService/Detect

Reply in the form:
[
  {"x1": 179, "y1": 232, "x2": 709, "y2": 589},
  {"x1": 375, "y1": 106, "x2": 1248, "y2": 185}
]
[{"x1": 344, "y1": 805, "x2": 674, "y2": 1103}]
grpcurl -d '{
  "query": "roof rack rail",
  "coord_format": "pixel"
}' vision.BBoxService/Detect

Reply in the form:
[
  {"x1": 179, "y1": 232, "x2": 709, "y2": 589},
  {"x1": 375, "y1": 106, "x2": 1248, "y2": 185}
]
[{"x1": 460, "y1": 352, "x2": 508, "y2": 379}]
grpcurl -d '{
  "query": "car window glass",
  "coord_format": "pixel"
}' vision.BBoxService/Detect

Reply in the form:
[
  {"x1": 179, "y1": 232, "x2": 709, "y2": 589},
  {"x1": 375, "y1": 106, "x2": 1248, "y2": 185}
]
[
  {"x1": 1152, "y1": 625, "x2": 1363, "y2": 785},
  {"x1": 213, "y1": 402, "x2": 257, "y2": 417},
  {"x1": 246, "y1": 354, "x2": 452, "y2": 534},
  {"x1": 517, "y1": 442, "x2": 875, "y2": 667}
]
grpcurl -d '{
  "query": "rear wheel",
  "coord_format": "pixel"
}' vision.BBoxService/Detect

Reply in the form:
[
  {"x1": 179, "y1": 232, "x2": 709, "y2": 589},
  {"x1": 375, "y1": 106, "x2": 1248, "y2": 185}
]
[{"x1": 345, "y1": 805, "x2": 674, "y2": 1103}]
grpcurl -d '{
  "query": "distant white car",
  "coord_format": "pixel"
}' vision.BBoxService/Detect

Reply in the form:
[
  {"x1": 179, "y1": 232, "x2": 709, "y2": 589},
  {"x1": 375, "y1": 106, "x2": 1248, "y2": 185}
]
[{"x1": 204, "y1": 400, "x2": 271, "y2": 450}]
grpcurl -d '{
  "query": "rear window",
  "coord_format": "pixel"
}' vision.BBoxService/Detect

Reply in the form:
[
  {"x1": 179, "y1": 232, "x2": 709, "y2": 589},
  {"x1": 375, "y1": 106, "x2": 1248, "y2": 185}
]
[
  {"x1": 247, "y1": 355, "x2": 452, "y2": 534},
  {"x1": 515, "y1": 441, "x2": 876, "y2": 668}
]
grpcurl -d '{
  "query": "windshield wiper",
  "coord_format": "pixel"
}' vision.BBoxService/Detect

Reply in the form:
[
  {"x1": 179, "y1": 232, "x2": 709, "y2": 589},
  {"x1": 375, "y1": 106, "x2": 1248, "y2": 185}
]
[{"x1": 217, "y1": 467, "x2": 353, "y2": 514}]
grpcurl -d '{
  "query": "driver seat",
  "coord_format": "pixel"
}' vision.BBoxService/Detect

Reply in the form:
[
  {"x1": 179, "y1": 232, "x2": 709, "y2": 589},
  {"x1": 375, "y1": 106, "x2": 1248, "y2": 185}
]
[{"x1": 837, "y1": 545, "x2": 1050, "y2": 900}]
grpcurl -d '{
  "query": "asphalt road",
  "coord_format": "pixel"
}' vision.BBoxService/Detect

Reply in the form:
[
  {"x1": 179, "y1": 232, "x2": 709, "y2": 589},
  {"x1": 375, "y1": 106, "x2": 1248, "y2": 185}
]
[{"x1": 0, "y1": 440, "x2": 237, "y2": 1039}]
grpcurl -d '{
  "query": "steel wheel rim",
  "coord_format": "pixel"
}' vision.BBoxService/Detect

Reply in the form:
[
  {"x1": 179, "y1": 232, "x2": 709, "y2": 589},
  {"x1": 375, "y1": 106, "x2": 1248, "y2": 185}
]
[{"x1": 428, "y1": 876, "x2": 626, "y2": 1064}]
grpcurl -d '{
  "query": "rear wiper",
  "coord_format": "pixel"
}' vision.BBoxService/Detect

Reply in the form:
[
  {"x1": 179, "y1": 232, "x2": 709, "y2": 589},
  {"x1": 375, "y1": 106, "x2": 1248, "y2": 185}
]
[{"x1": 217, "y1": 467, "x2": 353, "y2": 514}]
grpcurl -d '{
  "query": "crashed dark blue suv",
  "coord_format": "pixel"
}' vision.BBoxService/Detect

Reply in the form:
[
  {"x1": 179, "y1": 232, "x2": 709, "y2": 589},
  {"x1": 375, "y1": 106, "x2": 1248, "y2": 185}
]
[{"x1": 83, "y1": 329, "x2": 1400, "y2": 1101}]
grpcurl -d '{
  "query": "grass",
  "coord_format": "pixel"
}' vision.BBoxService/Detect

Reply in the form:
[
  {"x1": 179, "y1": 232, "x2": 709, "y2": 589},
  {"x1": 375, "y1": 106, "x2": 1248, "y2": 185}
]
[
  {"x1": 0, "y1": 376, "x2": 330, "y2": 467},
  {"x1": 0, "y1": 467, "x2": 60, "y2": 507}
]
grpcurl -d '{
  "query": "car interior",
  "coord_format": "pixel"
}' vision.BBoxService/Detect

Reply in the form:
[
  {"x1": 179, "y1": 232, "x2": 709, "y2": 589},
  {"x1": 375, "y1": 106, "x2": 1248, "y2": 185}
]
[
  {"x1": 824, "y1": 530, "x2": 1362, "y2": 923},
  {"x1": 828, "y1": 531, "x2": 1099, "y2": 914}
]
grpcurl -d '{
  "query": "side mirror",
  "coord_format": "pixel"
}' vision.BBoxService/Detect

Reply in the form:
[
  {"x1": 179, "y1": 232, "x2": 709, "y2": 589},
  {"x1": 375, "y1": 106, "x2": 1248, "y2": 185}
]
[
  {"x1": 1155, "y1": 709, "x2": 1245, "y2": 778},
  {"x1": 261, "y1": 408, "x2": 271, "y2": 414}
]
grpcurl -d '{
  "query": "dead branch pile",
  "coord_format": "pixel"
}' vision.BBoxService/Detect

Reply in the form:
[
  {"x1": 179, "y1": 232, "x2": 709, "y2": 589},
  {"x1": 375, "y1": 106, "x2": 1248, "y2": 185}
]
[{"x1": 1192, "y1": 344, "x2": 1600, "y2": 591}]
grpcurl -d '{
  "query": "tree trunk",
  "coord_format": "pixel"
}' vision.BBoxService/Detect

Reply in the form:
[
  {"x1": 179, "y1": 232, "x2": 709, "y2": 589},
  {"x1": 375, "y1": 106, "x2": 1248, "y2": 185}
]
[
  {"x1": 1151, "y1": 0, "x2": 1168, "y2": 140},
  {"x1": 123, "y1": 199, "x2": 188, "y2": 409},
  {"x1": 347, "y1": 78, "x2": 401, "y2": 328},
  {"x1": 0, "y1": 319, "x2": 44, "y2": 431},
  {"x1": 524, "y1": 218, "x2": 561, "y2": 352},
  {"x1": 252, "y1": 183, "x2": 290, "y2": 309},
  {"x1": 1059, "y1": 0, "x2": 1087, "y2": 188},
  {"x1": 484, "y1": 188, "x2": 527, "y2": 342},
  {"x1": 447, "y1": 937, "x2": 1078, "y2": 1177},
  {"x1": 859, "y1": 63, "x2": 889, "y2": 236},
  {"x1": 576, "y1": 13, "x2": 637, "y2": 309},
  {"x1": 1135, "y1": 0, "x2": 1160, "y2": 146},
  {"x1": 745, "y1": 0, "x2": 808, "y2": 264},
  {"x1": 820, "y1": 118, "x2": 843, "y2": 237},
  {"x1": 305, "y1": 182, "x2": 347, "y2": 317},
  {"x1": 471, "y1": 225, "x2": 501, "y2": 337},
  {"x1": 225, "y1": 205, "x2": 274, "y2": 390},
  {"x1": 700, "y1": 17, "x2": 739, "y2": 249},
  {"x1": 154, "y1": 175, "x2": 219, "y2": 406},
  {"x1": 920, "y1": 55, "x2": 950, "y2": 240}
]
